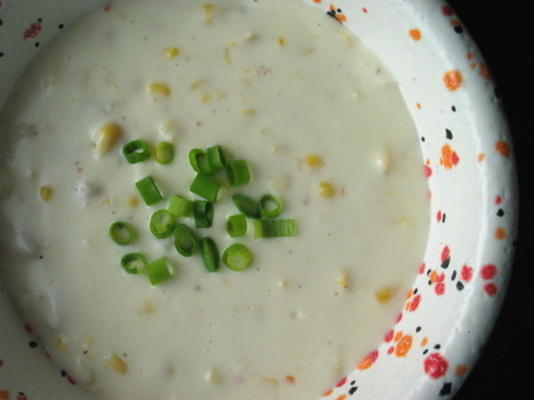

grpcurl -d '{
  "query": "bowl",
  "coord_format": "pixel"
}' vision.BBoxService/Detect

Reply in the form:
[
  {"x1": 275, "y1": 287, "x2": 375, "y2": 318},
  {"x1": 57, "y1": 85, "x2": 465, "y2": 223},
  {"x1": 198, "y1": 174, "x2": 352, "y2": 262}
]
[{"x1": 0, "y1": 0, "x2": 518, "y2": 399}]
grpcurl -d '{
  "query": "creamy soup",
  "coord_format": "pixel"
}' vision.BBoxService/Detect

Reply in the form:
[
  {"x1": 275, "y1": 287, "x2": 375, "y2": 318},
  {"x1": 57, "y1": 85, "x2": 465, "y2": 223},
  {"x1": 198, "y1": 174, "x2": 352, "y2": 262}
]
[{"x1": 0, "y1": 0, "x2": 429, "y2": 399}]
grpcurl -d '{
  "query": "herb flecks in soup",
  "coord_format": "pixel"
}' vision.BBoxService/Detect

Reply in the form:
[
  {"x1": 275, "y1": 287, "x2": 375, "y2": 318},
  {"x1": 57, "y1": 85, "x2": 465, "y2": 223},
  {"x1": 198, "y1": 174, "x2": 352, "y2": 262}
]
[{"x1": 0, "y1": 0, "x2": 429, "y2": 399}]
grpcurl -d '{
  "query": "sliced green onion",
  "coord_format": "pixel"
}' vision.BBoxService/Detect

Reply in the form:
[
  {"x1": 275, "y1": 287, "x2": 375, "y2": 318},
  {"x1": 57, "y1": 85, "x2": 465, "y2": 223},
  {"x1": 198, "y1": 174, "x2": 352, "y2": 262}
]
[
  {"x1": 193, "y1": 200, "x2": 214, "y2": 228},
  {"x1": 190, "y1": 173, "x2": 221, "y2": 202},
  {"x1": 189, "y1": 149, "x2": 213, "y2": 175},
  {"x1": 222, "y1": 243, "x2": 253, "y2": 271},
  {"x1": 123, "y1": 140, "x2": 151, "y2": 164},
  {"x1": 149, "y1": 210, "x2": 176, "y2": 239},
  {"x1": 200, "y1": 237, "x2": 219, "y2": 272},
  {"x1": 109, "y1": 221, "x2": 136, "y2": 245},
  {"x1": 120, "y1": 253, "x2": 147, "y2": 274},
  {"x1": 232, "y1": 194, "x2": 260, "y2": 219},
  {"x1": 155, "y1": 141, "x2": 175, "y2": 165},
  {"x1": 207, "y1": 145, "x2": 227, "y2": 172},
  {"x1": 259, "y1": 194, "x2": 284, "y2": 218},
  {"x1": 135, "y1": 176, "x2": 163, "y2": 205},
  {"x1": 227, "y1": 159, "x2": 251, "y2": 187},
  {"x1": 168, "y1": 195, "x2": 193, "y2": 217},
  {"x1": 173, "y1": 224, "x2": 199, "y2": 257},
  {"x1": 253, "y1": 219, "x2": 297, "y2": 238},
  {"x1": 146, "y1": 257, "x2": 174, "y2": 285},
  {"x1": 227, "y1": 214, "x2": 247, "y2": 237}
]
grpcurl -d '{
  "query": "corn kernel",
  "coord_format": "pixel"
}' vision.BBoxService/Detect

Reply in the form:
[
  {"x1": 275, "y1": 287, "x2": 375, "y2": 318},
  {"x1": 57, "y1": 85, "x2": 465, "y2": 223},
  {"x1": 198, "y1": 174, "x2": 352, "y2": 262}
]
[
  {"x1": 106, "y1": 354, "x2": 128, "y2": 374},
  {"x1": 336, "y1": 269, "x2": 350, "y2": 289},
  {"x1": 262, "y1": 377, "x2": 279, "y2": 386},
  {"x1": 241, "y1": 109, "x2": 256, "y2": 115},
  {"x1": 55, "y1": 337, "x2": 66, "y2": 350},
  {"x1": 202, "y1": 4, "x2": 215, "y2": 24},
  {"x1": 376, "y1": 287, "x2": 395, "y2": 304},
  {"x1": 82, "y1": 336, "x2": 94, "y2": 353},
  {"x1": 164, "y1": 47, "x2": 180, "y2": 59},
  {"x1": 319, "y1": 182, "x2": 336, "y2": 198},
  {"x1": 190, "y1": 79, "x2": 206, "y2": 90},
  {"x1": 204, "y1": 367, "x2": 223, "y2": 384},
  {"x1": 304, "y1": 154, "x2": 323, "y2": 167},
  {"x1": 148, "y1": 82, "x2": 171, "y2": 98},
  {"x1": 39, "y1": 185, "x2": 53, "y2": 202},
  {"x1": 276, "y1": 37, "x2": 286, "y2": 47},
  {"x1": 94, "y1": 122, "x2": 123, "y2": 156},
  {"x1": 128, "y1": 197, "x2": 139, "y2": 207},
  {"x1": 201, "y1": 93, "x2": 211, "y2": 103},
  {"x1": 140, "y1": 300, "x2": 155, "y2": 315}
]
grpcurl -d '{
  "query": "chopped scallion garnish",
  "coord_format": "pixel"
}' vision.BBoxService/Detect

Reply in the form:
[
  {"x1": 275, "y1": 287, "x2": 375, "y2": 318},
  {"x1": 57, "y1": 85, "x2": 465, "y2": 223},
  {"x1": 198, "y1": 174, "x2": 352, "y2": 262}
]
[
  {"x1": 259, "y1": 194, "x2": 284, "y2": 218},
  {"x1": 146, "y1": 257, "x2": 174, "y2": 285},
  {"x1": 135, "y1": 176, "x2": 163, "y2": 205},
  {"x1": 173, "y1": 224, "x2": 199, "y2": 257},
  {"x1": 168, "y1": 195, "x2": 193, "y2": 217},
  {"x1": 207, "y1": 145, "x2": 227, "y2": 172},
  {"x1": 223, "y1": 243, "x2": 253, "y2": 271},
  {"x1": 155, "y1": 141, "x2": 175, "y2": 165},
  {"x1": 149, "y1": 209, "x2": 176, "y2": 239},
  {"x1": 120, "y1": 253, "x2": 147, "y2": 274},
  {"x1": 200, "y1": 237, "x2": 219, "y2": 272},
  {"x1": 189, "y1": 149, "x2": 213, "y2": 175},
  {"x1": 109, "y1": 221, "x2": 136, "y2": 245},
  {"x1": 190, "y1": 173, "x2": 221, "y2": 202},
  {"x1": 193, "y1": 200, "x2": 214, "y2": 228},
  {"x1": 227, "y1": 159, "x2": 251, "y2": 186},
  {"x1": 253, "y1": 219, "x2": 297, "y2": 238},
  {"x1": 123, "y1": 140, "x2": 151, "y2": 164},
  {"x1": 226, "y1": 214, "x2": 247, "y2": 237},
  {"x1": 232, "y1": 194, "x2": 260, "y2": 219}
]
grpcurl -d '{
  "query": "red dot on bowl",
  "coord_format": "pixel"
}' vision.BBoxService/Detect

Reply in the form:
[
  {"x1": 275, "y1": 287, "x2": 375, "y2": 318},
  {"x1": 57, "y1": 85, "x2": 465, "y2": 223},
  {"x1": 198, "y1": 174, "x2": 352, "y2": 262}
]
[
  {"x1": 480, "y1": 264, "x2": 497, "y2": 280},
  {"x1": 484, "y1": 283, "x2": 498, "y2": 296},
  {"x1": 335, "y1": 376, "x2": 347, "y2": 387},
  {"x1": 461, "y1": 265, "x2": 473, "y2": 281},
  {"x1": 424, "y1": 353, "x2": 449, "y2": 378}
]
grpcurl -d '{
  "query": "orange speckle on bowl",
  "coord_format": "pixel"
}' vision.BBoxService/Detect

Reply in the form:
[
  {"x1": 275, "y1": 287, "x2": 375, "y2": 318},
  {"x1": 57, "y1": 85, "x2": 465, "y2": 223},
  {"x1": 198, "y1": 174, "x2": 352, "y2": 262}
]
[
  {"x1": 409, "y1": 29, "x2": 422, "y2": 41},
  {"x1": 285, "y1": 375, "x2": 295, "y2": 384},
  {"x1": 455, "y1": 364, "x2": 468, "y2": 377},
  {"x1": 313, "y1": 0, "x2": 322, "y2": 2},
  {"x1": 443, "y1": 70, "x2": 463, "y2": 91},
  {"x1": 323, "y1": 389, "x2": 334, "y2": 396},
  {"x1": 466, "y1": 52, "x2": 474, "y2": 61},
  {"x1": 395, "y1": 335, "x2": 413, "y2": 357},
  {"x1": 495, "y1": 227, "x2": 506, "y2": 240},
  {"x1": 405, "y1": 288, "x2": 414, "y2": 299},
  {"x1": 439, "y1": 144, "x2": 460, "y2": 169},
  {"x1": 477, "y1": 153, "x2": 486, "y2": 162},
  {"x1": 420, "y1": 337, "x2": 429, "y2": 347},
  {"x1": 336, "y1": 395, "x2": 347, "y2": 400},
  {"x1": 416, "y1": 102, "x2": 422, "y2": 109},
  {"x1": 394, "y1": 331, "x2": 403, "y2": 342},
  {"x1": 357, "y1": 350, "x2": 379, "y2": 370},
  {"x1": 495, "y1": 141, "x2": 510, "y2": 157},
  {"x1": 469, "y1": 62, "x2": 478, "y2": 70}
]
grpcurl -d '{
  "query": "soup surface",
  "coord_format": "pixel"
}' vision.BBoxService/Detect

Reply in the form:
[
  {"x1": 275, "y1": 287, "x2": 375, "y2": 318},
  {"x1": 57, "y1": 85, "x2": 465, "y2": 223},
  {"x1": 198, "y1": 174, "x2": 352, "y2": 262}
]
[{"x1": 0, "y1": 0, "x2": 429, "y2": 399}]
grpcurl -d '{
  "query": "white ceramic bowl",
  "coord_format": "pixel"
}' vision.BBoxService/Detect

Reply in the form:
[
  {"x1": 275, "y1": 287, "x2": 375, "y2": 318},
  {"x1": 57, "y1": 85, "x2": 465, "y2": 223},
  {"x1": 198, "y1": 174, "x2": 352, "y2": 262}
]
[{"x1": 0, "y1": 1, "x2": 518, "y2": 399}]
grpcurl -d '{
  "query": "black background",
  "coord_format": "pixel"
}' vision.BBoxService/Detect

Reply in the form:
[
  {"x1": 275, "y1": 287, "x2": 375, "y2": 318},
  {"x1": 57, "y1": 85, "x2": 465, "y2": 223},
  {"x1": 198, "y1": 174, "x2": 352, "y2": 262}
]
[{"x1": 446, "y1": 1, "x2": 533, "y2": 399}]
